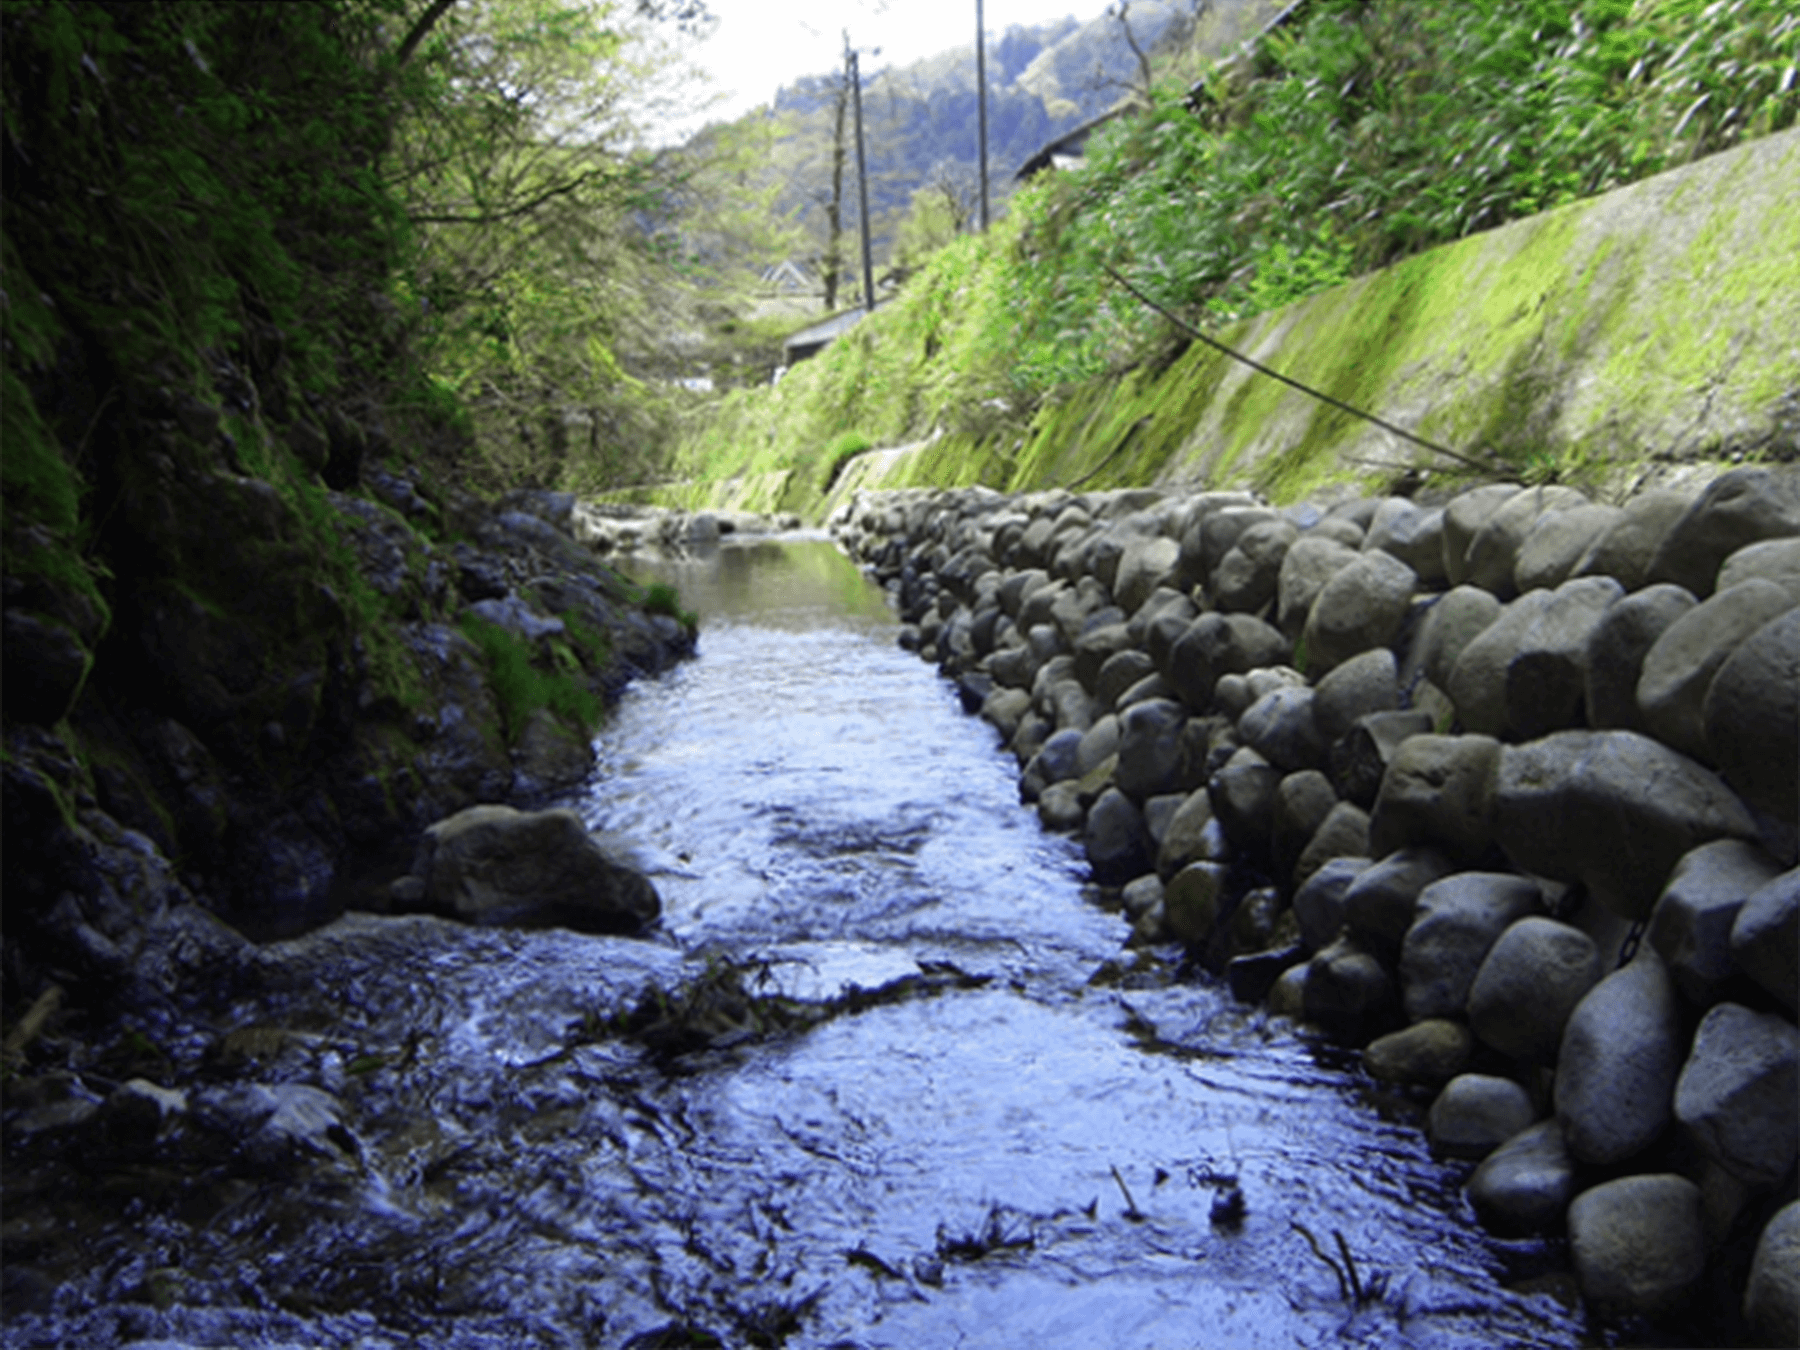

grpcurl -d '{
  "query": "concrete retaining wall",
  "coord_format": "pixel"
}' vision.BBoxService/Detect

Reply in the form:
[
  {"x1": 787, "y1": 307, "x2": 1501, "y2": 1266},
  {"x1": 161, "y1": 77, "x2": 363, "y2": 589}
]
[{"x1": 824, "y1": 128, "x2": 1800, "y2": 512}]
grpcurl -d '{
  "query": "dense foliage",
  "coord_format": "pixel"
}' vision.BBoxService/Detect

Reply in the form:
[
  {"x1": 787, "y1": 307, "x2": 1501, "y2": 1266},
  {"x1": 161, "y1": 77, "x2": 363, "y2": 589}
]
[
  {"x1": 0, "y1": 0, "x2": 736, "y2": 789},
  {"x1": 1018, "y1": 0, "x2": 1800, "y2": 384},
  {"x1": 0, "y1": 0, "x2": 715, "y2": 951},
  {"x1": 391, "y1": 0, "x2": 796, "y2": 491},
  {"x1": 2, "y1": 0, "x2": 408, "y2": 660},
  {"x1": 669, "y1": 0, "x2": 1797, "y2": 503},
  {"x1": 2, "y1": 0, "x2": 790, "y2": 517}
]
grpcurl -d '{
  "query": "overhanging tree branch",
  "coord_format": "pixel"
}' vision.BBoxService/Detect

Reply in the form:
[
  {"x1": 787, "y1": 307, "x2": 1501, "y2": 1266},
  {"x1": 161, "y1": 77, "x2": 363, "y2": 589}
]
[
  {"x1": 408, "y1": 166, "x2": 620, "y2": 225},
  {"x1": 395, "y1": 0, "x2": 458, "y2": 69}
]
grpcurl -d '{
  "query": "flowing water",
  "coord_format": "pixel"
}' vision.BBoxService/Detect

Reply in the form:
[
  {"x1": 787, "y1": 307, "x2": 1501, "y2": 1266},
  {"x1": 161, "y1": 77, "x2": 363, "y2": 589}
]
[{"x1": 2, "y1": 534, "x2": 1585, "y2": 1350}]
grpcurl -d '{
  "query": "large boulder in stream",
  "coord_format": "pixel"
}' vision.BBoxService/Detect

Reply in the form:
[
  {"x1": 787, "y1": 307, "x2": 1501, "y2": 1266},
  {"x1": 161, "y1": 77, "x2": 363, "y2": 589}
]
[{"x1": 406, "y1": 804, "x2": 660, "y2": 934}]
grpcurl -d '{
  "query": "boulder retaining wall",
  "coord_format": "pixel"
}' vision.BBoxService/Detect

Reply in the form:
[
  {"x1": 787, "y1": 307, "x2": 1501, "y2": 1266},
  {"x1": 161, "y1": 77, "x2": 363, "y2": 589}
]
[{"x1": 832, "y1": 465, "x2": 1799, "y2": 1341}]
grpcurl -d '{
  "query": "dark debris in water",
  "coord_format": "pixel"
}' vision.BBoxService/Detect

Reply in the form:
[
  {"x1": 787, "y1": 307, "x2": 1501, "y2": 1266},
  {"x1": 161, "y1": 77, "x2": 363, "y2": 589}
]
[
  {"x1": 614, "y1": 1280, "x2": 826, "y2": 1349},
  {"x1": 1209, "y1": 1183, "x2": 1247, "y2": 1230},
  {"x1": 599, "y1": 954, "x2": 994, "y2": 1068},
  {"x1": 935, "y1": 1202, "x2": 1038, "y2": 1263},
  {"x1": 621, "y1": 1323, "x2": 725, "y2": 1349},
  {"x1": 1291, "y1": 1220, "x2": 1391, "y2": 1308}
]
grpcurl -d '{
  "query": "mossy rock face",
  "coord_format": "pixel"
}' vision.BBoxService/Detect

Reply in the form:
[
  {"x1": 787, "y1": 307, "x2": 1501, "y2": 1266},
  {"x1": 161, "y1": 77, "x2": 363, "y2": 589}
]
[
  {"x1": 782, "y1": 129, "x2": 1800, "y2": 522},
  {"x1": 330, "y1": 721, "x2": 428, "y2": 849},
  {"x1": 1, "y1": 609, "x2": 92, "y2": 725},
  {"x1": 394, "y1": 622, "x2": 516, "y2": 813},
  {"x1": 126, "y1": 576, "x2": 334, "y2": 771},
  {"x1": 0, "y1": 724, "x2": 190, "y2": 969},
  {"x1": 328, "y1": 494, "x2": 449, "y2": 622},
  {"x1": 511, "y1": 708, "x2": 598, "y2": 799},
  {"x1": 5, "y1": 401, "x2": 695, "y2": 948}
]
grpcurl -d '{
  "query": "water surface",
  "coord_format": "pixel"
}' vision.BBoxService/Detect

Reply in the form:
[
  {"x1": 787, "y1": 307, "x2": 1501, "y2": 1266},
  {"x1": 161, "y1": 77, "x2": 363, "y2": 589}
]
[{"x1": 2, "y1": 535, "x2": 1581, "y2": 1350}]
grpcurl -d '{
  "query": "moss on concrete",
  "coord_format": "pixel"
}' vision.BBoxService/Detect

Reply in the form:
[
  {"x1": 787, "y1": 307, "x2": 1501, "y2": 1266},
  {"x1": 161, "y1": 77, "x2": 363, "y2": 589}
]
[{"x1": 811, "y1": 127, "x2": 1798, "y2": 515}]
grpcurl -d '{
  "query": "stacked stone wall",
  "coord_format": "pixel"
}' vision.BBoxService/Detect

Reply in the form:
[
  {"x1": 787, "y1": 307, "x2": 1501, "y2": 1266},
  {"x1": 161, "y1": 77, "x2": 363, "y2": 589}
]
[{"x1": 831, "y1": 467, "x2": 1799, "y2": 1342}]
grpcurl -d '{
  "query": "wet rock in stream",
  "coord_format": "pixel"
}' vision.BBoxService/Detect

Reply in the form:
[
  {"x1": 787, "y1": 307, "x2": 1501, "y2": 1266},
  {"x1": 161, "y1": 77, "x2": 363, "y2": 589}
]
[{"x1": 399, "y1": 803, "x2": 662, "y2": 934}]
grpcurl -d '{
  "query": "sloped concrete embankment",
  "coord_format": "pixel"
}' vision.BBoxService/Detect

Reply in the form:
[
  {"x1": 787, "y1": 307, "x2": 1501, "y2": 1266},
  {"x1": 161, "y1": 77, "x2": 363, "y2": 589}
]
[
  {"x1": 823, "y1": 126, "x2": 1800, "y2": 513},
  {"x1": 831, "y1": 468, "x2": 1799, "y2": 1343}
]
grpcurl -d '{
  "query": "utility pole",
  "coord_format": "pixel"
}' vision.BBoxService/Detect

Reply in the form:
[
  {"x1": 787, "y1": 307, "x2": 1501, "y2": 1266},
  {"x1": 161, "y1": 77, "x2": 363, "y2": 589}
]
[
  {"x1": 976, "y1": 0, "x2": 990, "y2": 232},
  {"x1": 846, "y1": 33, "x2": 877, "y2": 314}
]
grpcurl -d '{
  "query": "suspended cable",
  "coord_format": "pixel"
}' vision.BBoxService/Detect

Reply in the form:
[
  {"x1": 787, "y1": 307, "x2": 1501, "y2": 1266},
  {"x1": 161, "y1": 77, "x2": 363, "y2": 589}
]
[{"x1": 1101, "y1": 265, "x2": 1499, "y2": 474}]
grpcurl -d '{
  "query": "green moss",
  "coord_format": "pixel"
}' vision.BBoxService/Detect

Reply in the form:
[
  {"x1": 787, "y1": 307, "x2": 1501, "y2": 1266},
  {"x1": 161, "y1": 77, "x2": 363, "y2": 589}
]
[
  {"x1": 1009, "y1": 382, "x2": 1112, "y2": 490},
  {"x1": 80, "y1": 729, "x2": 181, "y2": 848},
  {"x1": 818, "y1": 431, "x2": 874, "y2": 494},
  {"x1": 673, "y1": 119, "x2": 1796, "y2": 517},
  {"x1": 561, "y1": 611, "x2": 613, "y2": 672},
  {"x1": 0, "y1": 368, "x2": 80, "y2": 538},
  {"x1": 641, "y1": 581, "x2": 697, "y2": 632},
  {"x1": 459, "y1": 612, "x2": 601, "y2": 739}
]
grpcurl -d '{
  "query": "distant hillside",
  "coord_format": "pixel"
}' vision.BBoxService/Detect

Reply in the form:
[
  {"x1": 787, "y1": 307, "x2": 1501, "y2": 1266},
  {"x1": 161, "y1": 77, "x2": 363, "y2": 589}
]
[
  {"x1": 743, "y1": 1, "x2": 1275, "y2": 285},
  {"x1": 763, "y1": 15, "x2": 1085, "y2": 242},
  {"x1": 1013, "y1": 0, "x2": 1182, "y2": 118}
]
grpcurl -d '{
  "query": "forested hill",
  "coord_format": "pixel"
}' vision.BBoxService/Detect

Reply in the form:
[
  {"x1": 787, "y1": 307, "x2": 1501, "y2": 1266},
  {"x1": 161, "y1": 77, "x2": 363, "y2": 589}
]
[{"x1": 748, "y1": 0, "x2": 1279, "y2": 288}]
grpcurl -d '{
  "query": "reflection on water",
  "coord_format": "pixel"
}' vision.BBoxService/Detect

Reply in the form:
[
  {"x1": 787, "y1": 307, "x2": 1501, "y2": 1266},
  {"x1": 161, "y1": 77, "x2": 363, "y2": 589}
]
[
  {"x1": 568, "y1": 534, "x2": 1583, "y2": 1349},
  {"x1": 1, "y1": 533, "x2": 1586, "y2": 1350},
  {"x1": 620, "y1": 532, "x2": 897, "y2": 633}
]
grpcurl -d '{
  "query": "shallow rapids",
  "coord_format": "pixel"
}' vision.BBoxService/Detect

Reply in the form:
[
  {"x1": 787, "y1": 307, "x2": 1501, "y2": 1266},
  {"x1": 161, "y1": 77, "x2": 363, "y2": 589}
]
[{"x1": 2, "y1": 535, "x2": 1583, "y2": 1350}]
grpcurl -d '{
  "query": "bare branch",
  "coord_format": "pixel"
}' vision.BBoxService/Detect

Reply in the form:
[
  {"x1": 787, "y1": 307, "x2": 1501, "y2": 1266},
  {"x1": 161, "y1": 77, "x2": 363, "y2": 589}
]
[
  {"x1": 394, "y1": 0, "x2": 458, "y2": 69},
  {"x1": 408, "y1": 167, "x2": 620, "y2": 225}
]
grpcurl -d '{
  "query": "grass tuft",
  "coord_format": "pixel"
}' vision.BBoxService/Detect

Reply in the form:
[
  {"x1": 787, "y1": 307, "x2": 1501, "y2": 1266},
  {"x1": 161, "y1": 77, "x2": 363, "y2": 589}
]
[{"x1": 458, "y1": 612, "x2": 600, "y2": 738}]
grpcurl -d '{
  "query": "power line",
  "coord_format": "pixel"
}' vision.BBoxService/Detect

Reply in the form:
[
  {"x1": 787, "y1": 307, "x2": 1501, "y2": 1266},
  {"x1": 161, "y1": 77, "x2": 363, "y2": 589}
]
[
  {"x1": 976, "y1": 0, "x2": 990, "y2": 232},
  {"x1": 1101, "y1": 265, "x2": 1498, "y2": 474}
]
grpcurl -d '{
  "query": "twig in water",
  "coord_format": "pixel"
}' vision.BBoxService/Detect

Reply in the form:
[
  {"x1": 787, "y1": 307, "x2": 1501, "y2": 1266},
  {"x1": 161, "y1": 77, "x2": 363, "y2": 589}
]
[
  {"x1": 1291, "y1": 1222, "x2": 1384, "y2": 1306},
  {"x1": 1333, "y1": 1228, "x2": 1366, "y2": 1305},
  {"x1": 1291, "y1": 1221, "x2": 1351, "y2": 1303},
  {"x1": 1110, "y1": 1164, "x2": 1145, "y2": 1221}
]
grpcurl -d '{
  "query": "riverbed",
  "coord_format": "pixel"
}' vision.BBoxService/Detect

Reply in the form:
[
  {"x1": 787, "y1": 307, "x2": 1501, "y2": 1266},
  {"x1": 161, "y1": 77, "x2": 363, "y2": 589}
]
[{"x1": 0, "y1": 534, "x2": 1583, "y2": 1349}]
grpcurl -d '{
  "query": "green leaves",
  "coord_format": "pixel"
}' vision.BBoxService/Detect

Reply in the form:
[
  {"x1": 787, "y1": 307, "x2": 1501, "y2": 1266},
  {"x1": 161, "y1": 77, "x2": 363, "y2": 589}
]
[
  {"x1": 380, "y1": 0, "x2": 794, "y2": 492},
  {"x1": 1007, "y1": 0, "x2": 1797, "y2": 363},
  {"x1": 458, "y1": 610, "x2": 603, "y2": 737},
  {"x1": 667, "y1": 0, "x2": 1794, "y2": 510}
]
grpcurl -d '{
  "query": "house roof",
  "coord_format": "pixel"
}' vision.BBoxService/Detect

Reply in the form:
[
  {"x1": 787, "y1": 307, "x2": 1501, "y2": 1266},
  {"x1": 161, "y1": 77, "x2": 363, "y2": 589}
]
[
  {"x1": 1014, "y1": 107, "x2": 1129, "y2": 181},
  {"x1": 782, "y1": 306, "x2": 875, "y2": 362},
  {"x1": 1016, "y1": 0, "x2": 1319, "y2": 180},
  {"x1": 760, "y1": 258, "x2": 817, "y2": 293}
]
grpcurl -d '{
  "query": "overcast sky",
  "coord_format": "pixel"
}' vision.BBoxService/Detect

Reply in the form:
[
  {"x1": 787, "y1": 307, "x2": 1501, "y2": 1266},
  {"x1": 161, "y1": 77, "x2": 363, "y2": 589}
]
[{"x1": 651, "y1": 0, "x2": 1100, "y2": 138}]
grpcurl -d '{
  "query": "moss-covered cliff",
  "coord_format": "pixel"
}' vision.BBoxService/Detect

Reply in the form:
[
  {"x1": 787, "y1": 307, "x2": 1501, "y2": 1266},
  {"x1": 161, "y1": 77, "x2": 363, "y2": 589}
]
[{"x1": 1, "y1": 3, "x2": 691, "y2": 1008}]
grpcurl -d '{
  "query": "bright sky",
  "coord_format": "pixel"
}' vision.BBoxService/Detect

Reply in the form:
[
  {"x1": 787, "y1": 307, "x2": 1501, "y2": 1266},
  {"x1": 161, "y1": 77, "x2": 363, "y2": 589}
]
[{"x1": 657, "y1": 0, "x2": 1099, "y2": 136}]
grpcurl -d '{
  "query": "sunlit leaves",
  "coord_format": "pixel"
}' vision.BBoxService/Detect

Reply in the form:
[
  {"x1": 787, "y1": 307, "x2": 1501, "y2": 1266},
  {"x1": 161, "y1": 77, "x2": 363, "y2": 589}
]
[
  {"x1": 998, "y1": 0, "x2": 1797, "y2": 381},
  {"x1": 384, "y1": 0, "x2": 737, "y2": 489}
]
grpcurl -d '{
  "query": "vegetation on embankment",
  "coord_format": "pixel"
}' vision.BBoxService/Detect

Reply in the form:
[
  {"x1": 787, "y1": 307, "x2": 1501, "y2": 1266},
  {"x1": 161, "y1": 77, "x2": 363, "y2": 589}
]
[{"x1": 659, "y1": 0, "x2": 1799, "y2": 518}]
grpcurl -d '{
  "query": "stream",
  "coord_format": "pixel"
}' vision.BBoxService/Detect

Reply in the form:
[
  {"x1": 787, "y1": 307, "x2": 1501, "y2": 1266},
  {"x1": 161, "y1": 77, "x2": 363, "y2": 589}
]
[{"x1": 1, "y1": 534, "x2": 1586, "y2": 1350}]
